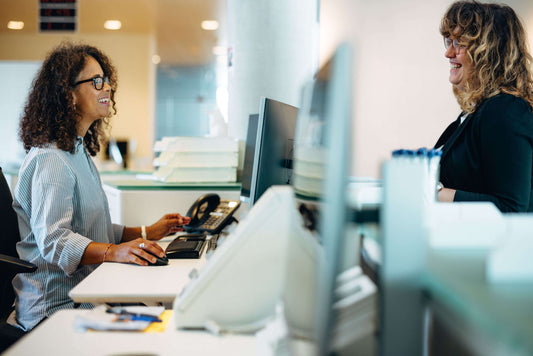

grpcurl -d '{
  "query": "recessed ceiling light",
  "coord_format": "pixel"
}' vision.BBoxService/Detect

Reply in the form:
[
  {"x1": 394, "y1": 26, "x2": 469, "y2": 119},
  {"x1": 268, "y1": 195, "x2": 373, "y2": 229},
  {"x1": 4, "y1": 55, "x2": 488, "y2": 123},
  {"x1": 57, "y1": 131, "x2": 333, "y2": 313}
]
[
  {"x1": 7, "y1": 21, "x2": 24, "y2": 30},
  {"x1": 104, "y1": 20, "x2": 122, "y2": 30},
  {"x1": 201, "y1": 20, "x2": 219, "y2": 31},
  {"x1": 212, "y1": 46, "x2": 226, "y2": 56}
]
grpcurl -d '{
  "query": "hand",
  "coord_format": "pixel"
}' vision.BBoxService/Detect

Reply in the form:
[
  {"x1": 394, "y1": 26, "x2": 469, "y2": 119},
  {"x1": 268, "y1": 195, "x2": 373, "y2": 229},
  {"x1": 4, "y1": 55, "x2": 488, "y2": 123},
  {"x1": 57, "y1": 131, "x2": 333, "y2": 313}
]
[
  {"x1": 147, "y1": 213, "x2": 191, "y2": 240},
  {"x1": 106, "y1": 238, "x2": 165, "y2": 266},
  {"x1": 437, "y1": 187, "x2": 456, "y2": 202}
]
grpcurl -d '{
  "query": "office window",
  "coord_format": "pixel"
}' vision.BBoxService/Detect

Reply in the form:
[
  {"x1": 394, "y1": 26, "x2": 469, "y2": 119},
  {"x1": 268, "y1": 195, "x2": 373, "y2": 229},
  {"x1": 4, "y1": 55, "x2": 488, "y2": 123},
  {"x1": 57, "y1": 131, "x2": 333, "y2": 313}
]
[{"x1": 155, "y1": 64, "x2": 218, "y2": 139}]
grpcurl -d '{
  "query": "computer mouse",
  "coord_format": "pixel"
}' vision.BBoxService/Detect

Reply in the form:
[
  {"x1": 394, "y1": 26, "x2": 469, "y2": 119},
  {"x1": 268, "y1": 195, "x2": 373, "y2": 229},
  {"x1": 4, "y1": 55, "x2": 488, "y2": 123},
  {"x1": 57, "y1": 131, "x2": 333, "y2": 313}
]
[{"x1": 145, "y1": 252, "x2": 169, "y2": 266}]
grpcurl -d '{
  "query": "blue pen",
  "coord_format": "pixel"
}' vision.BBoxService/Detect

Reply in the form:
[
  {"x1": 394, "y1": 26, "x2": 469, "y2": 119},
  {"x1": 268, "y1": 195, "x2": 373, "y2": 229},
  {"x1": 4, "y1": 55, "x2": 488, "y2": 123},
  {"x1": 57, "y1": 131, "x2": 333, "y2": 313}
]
[
  {"x1": 117, "y1": 314, "x2": 162, "y2": 323},
  {"x1": 106, "y1": 307, "x2": 162, "y2": 323}
]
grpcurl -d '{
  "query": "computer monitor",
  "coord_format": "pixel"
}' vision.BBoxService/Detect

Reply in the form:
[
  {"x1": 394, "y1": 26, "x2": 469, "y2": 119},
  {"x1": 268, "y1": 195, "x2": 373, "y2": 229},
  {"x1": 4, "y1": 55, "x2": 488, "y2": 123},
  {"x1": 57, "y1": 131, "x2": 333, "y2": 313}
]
[
  {"x1": 316, "y1": 44, "x2": 353, "y2": 356},
  {"x1": 239, "y1": 114, "x2": 259, "y2": 204},
  {"x1": 172, "y1": 47, "x2": 353, "y2": 342},
  {"x1": 293, "y1": 44, "x2": 353, "y2": 355},
  {"x1": 248, "y1": 97, "x2": 299, "y2": 207}
]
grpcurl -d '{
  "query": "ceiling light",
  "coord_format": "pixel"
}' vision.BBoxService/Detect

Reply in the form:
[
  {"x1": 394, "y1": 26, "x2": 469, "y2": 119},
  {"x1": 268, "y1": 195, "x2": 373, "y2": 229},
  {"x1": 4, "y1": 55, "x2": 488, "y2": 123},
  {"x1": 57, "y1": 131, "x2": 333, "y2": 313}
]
[
  {"x1": 7, "y1": 21, "x2": 24, "y2": 30},
  {"x1": 152, "y1": 55, "x2": 161, "y2": 65},
  {"x1": 212, "y1": 46, "x2": 226, "y2": 56},
  {"x1": 104, "y1": 20, "x2": 122, "y2": 30},
  {"x1": 201, "y1": 20, "x2": 219, "y2": 31}
]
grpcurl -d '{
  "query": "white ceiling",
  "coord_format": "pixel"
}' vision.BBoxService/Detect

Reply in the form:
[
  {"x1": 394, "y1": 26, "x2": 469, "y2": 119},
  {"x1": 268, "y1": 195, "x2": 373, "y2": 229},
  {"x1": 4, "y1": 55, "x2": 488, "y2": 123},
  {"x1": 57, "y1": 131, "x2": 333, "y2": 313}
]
[{"x1": 0, "y1": 0, "x2": 225, "y2": 66}]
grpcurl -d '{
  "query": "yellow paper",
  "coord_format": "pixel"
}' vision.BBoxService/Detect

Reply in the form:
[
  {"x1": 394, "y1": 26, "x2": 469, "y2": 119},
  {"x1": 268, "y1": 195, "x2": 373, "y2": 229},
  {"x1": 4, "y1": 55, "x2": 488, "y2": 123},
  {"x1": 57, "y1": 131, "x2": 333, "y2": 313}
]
[{"x1": 144, "y1": 310, "x2": 173, "y2": 333}]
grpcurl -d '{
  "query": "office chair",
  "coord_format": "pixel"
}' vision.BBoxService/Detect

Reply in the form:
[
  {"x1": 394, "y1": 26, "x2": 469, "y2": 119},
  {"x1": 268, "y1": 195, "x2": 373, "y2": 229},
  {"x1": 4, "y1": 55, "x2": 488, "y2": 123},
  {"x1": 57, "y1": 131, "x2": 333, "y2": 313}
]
[{"x1": 0, "y1": 167, "x2": 37, "y2": 352}]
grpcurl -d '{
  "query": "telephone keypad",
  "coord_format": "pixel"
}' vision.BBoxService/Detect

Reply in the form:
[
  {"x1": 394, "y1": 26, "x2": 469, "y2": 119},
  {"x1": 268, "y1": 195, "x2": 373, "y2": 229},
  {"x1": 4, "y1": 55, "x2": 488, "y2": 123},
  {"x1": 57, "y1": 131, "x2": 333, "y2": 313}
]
[{"x1": 186, "y1": 199, "x2": 240, "y2": 234}]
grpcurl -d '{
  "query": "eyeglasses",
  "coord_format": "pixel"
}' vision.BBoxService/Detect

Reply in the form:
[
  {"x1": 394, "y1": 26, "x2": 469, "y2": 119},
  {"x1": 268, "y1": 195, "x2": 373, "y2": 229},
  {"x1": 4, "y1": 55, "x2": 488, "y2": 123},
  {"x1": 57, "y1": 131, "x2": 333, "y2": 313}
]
[
  {"x1": 444, "y1": 37, "x2": 465, "y2": 53},
  {"x1": 74, "y1": 76, "x2": 110, "y2": 90}
]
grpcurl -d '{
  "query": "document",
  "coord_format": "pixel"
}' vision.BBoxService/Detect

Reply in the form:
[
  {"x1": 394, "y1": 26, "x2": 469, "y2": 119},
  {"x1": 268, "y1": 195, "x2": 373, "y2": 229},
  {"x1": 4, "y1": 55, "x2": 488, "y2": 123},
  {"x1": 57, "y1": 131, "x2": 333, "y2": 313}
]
[{"x1": 73, "y1": 305, "x2": 165, "y2": 332}]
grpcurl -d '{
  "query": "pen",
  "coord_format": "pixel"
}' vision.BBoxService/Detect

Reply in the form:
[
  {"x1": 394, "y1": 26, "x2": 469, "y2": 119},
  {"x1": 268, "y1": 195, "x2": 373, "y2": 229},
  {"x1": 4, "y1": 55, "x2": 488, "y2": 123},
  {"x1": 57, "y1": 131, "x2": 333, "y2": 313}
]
[
  {"x1": 116, "y1": 314, "x2": 162, "y2": 323},
  {"x1": 106, "y1": 308, "x2": 162, "y2": 323}
]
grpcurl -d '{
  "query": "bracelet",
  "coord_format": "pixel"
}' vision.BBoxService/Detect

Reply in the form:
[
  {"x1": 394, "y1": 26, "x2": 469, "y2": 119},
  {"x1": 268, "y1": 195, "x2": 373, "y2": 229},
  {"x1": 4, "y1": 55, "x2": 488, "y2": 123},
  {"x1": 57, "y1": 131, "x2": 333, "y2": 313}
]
[
  {"x1": 103, "y1": 243, "x2": 113, "y2": 263},
  {"x1": 141, "y1": 225, "x2": 147, "y2": 239}
]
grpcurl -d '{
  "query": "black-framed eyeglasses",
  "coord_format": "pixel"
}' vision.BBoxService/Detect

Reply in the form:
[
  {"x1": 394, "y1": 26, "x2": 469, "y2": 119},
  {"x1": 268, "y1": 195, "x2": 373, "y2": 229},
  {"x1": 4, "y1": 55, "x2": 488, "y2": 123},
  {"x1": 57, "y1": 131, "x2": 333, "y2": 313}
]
[
  {"x1": 444, "y1": 37, "x2": 465, "y2": 53},
  {"x1": 74, "y1": 76, "x2": 110, "y2": 90}
]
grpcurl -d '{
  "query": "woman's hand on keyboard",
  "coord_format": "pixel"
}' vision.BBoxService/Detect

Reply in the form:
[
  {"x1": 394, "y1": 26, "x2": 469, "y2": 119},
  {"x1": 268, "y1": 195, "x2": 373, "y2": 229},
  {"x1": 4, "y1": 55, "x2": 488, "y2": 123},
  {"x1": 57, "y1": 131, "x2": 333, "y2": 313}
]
[{"x1": 147, "y1": 213, "x2": 191, "y2": 240}]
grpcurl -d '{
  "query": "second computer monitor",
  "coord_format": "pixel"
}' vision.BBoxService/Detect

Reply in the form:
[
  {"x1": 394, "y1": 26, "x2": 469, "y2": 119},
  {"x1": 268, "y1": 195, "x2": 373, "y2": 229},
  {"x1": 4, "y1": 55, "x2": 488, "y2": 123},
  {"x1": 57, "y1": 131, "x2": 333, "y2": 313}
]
[
  {"x1": 248, "y1": 97, "x2": 299, "y2": 207},
  {"x1": 240, "y1": 114, "x2": 259, "y2": 204}
]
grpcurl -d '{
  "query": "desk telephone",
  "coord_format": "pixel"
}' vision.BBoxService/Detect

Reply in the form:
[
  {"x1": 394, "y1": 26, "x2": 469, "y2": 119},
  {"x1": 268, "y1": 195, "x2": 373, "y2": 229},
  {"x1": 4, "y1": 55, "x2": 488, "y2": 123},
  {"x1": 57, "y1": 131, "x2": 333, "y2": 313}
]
[{"x1": 184, "y1": 193, "x2": 240, "y2": 234}]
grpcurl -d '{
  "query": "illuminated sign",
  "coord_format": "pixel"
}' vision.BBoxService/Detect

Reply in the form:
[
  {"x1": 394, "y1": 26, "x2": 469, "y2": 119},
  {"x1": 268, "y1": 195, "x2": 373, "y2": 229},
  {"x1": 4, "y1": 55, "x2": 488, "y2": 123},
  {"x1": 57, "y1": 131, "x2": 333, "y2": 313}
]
[{"x1": 39, "y1": 0, "x2": 77, "y2": 32}]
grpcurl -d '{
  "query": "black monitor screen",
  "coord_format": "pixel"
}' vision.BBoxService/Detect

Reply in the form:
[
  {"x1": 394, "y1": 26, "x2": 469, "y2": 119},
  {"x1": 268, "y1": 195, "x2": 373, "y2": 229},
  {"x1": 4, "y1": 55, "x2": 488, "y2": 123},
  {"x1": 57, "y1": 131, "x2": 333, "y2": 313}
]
[
  {"x1": 249, "y1": 98, "x2": 298, "y2": 207},
  {"x1": 240, "y1": 114, "x2": 259, "y2": 203}
]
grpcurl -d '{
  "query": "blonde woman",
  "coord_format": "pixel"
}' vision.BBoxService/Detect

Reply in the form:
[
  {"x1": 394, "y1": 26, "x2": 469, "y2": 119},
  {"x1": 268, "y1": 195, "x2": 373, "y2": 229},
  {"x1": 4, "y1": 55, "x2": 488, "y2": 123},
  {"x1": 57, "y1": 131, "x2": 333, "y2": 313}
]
[{"x1": 435, "y1": 1, "x2": 533, "y2": 212}]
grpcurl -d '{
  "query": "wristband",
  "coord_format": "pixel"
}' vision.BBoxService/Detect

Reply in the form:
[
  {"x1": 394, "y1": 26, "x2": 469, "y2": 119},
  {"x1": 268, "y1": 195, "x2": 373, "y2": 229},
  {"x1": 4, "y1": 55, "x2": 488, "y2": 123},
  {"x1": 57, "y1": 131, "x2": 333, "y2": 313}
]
[
  {"x1": 103, "y1": 243, "x2": 113, "y2": 263},
  {"x1": 141, "y1": 225, "x2": 147, "y2": 239}
]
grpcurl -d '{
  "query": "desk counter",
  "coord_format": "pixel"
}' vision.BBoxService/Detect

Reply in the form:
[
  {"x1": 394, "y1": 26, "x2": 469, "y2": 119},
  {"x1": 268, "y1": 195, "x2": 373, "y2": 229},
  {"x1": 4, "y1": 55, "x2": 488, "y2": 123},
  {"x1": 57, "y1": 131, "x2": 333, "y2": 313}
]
[
  {"x1": 4, "y1": 309, "x2": 257, "y2": 356},
  {"x1": 69, "y1": 235, "x2": 206, "y2": 307},
  {"x1": 423, "y1": 249, "x2": 533, "y2": 356},
  {"x1": 102, "y1": 179, "x2": 241, "y2": 226}
]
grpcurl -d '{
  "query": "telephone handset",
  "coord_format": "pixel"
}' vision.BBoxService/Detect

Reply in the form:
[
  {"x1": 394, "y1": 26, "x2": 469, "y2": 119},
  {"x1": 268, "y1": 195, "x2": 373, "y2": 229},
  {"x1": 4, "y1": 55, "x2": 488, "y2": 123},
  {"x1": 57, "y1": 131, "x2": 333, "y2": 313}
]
[{"x1": 184, "y1": 193, "x2": 240, "y2": 234}]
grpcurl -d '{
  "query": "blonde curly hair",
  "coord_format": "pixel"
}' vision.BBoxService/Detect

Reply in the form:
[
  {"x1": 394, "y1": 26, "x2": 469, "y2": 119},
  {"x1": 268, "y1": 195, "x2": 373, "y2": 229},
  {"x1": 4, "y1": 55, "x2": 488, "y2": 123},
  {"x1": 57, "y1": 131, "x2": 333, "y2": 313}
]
[{"x1": 440, "y1": 1, "x2": 533, "y2": 113}]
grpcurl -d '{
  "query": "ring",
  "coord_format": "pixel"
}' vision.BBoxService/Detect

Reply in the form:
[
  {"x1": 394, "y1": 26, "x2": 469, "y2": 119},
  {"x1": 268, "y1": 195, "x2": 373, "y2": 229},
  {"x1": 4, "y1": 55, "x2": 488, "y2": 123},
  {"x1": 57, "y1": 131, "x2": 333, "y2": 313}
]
[{"x1": 139, "y1": 242, "x2": 145, "y2": 249}]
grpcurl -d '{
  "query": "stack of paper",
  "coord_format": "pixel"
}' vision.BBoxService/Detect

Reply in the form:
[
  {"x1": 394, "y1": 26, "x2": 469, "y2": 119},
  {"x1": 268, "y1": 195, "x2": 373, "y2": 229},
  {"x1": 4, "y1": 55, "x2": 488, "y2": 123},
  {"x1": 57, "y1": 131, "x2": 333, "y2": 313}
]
[
  {"x1": 330, "y1": 266, "x2": 377, "y2": 353},
  {"x1": 293, "y1": 146, "x2": 325, "y2": 197},
  {"x1": 152, "y1": 136, "x2": 239, "y2": 183}
]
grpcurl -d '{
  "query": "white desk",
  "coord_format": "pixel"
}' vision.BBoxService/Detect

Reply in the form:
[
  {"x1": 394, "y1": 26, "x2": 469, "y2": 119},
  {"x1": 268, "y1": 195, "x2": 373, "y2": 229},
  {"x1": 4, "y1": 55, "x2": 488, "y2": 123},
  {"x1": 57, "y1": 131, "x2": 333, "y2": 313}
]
[
  {"x1": 4, "y1": 309, "x2": 258, "y2": 356},
  {"x1": 102, "y1": 179, "x2": 241, "y2": 226},
  {"x1": 69, "y1": 235, "x2": 206, "y2": 306}
]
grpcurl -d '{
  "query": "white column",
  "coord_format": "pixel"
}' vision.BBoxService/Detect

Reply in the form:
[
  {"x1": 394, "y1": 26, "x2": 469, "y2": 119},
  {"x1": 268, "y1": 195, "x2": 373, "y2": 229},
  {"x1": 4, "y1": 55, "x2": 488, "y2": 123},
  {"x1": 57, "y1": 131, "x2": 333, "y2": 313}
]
[{"x1": 226, "y1": 0, "x2": 319, "y2": 141}]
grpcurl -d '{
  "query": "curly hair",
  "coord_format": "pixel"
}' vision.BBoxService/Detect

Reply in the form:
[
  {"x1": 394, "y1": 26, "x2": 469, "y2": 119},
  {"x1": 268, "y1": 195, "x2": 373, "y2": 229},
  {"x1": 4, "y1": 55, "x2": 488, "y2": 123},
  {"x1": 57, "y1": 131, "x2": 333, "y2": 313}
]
[
  {"x1": 19, "y1": 41, "x2": 118, "y2": 156},
  {"x1": 440, "y1": 1, "x2": 533, "y2": 113}
]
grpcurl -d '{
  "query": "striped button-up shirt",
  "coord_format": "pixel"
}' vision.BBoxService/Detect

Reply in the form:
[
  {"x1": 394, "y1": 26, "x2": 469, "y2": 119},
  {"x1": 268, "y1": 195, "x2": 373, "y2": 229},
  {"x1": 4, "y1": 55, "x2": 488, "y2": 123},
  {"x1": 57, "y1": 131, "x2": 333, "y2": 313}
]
[{"x1": 12, "y1": 138, "x2": 123, "y2": 331}]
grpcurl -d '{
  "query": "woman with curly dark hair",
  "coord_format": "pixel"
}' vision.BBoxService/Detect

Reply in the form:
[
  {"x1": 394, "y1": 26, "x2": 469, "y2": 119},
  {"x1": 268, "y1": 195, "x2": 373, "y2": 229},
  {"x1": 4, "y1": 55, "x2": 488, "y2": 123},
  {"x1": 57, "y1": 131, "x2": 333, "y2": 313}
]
[
  {"x1": 11, "y1": 42, "x2": 190, "y2": 331},
  {"x1": 435, "y1": 1, "x2": 533, "y2": 212}
]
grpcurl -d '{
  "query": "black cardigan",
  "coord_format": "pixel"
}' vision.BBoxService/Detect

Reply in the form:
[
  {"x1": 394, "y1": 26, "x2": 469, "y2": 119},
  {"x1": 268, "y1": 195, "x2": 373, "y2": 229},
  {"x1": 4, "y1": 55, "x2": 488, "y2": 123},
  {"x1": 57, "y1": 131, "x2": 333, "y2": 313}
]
[{"x1": 435, "y1": 93, "x2": 533, "y2": 212}]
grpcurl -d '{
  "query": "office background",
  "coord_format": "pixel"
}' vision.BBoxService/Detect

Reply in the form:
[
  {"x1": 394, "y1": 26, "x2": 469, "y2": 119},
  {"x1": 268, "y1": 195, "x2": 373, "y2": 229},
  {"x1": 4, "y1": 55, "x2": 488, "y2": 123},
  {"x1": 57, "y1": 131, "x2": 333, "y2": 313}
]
[{"x1": 1, "y1": 0, "x2": 533, "y2": 179}]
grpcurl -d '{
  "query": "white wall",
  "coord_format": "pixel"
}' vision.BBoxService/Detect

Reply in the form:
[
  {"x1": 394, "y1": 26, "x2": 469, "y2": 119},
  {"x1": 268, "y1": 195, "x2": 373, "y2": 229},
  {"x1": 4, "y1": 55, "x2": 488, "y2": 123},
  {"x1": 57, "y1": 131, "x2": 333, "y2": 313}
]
[
  {"x1": 226, "y1": 0, "x2": 319, "y2": 141},
  {"x1": 0, "y1": 33, "x2": 156, "y2": 167},
  {"x1": 320, "y1": 0, "x2": 533, "y2": 179},
  {"x1": 0, "y1": 61, "x2": 41, "y2": 168}
]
